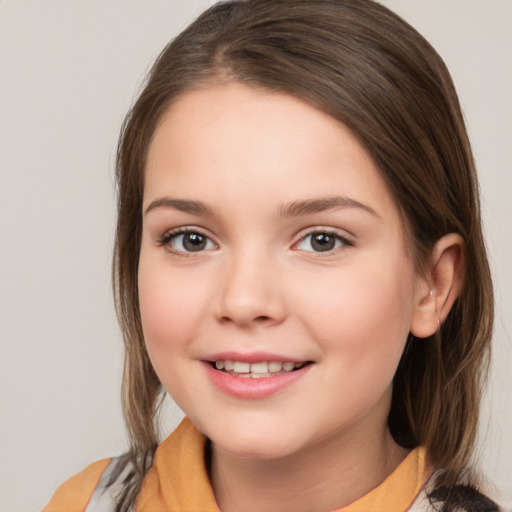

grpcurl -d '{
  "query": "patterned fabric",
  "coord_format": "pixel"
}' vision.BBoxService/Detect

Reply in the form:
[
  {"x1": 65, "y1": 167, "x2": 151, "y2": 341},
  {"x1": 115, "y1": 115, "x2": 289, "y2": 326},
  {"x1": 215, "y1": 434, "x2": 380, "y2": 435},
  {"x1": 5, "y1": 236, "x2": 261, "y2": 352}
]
[
  {"x1": 408, "y1": 475, "x2": 503, "y2": 512},
  {"x1": 84, "y1": 455, "x2": 135, "y2": 512}
]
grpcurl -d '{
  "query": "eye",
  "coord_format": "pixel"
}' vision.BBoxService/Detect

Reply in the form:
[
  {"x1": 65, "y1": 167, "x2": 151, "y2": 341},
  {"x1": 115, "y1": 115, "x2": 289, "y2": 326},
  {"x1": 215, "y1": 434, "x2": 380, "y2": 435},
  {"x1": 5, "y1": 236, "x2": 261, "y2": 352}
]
[
  {"x1": 160, "y1": 229, "x2": 217, "y2": 254},
  {"x1": 295, "y1": 230, "x2": 352, "y2": 253}
]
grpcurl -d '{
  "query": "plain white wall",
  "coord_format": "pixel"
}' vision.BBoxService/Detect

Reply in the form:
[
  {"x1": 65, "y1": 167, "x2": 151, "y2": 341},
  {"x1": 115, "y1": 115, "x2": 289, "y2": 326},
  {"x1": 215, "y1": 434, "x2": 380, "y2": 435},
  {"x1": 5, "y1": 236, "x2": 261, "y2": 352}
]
[{"x1": 0, "y1": 1, "x2": 510, "y2": 511}]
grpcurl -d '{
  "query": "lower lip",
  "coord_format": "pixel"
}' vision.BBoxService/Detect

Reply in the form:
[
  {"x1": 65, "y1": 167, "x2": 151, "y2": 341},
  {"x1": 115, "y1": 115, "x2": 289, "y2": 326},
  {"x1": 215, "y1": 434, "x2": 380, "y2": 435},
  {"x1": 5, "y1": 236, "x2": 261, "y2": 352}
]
[{"x1": 203, "y1": 362, "x2": 312, "y2": 399}]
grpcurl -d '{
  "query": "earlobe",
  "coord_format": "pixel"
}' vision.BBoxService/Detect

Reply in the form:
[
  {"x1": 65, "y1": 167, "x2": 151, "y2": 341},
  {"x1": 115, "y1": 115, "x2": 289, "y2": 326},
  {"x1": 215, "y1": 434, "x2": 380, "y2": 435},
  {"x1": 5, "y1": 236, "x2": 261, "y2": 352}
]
[{"x1": 410, "y1": 233, "x2": 465, "y2": 339}]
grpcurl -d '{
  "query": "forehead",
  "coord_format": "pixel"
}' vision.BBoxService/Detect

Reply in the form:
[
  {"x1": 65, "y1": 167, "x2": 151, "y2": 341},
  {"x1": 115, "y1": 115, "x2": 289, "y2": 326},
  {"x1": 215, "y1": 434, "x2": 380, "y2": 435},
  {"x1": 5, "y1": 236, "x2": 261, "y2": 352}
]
[{"x1": 144, "y1": 83, "x2": 400, "y2": 224}]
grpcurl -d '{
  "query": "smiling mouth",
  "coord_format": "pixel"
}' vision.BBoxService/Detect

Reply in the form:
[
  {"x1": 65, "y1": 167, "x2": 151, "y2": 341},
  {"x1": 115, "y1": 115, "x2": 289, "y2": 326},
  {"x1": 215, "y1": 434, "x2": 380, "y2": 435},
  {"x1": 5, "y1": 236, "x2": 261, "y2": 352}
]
[{"x1": 209, "y1": 360, "x2": 312, "y2": 378}]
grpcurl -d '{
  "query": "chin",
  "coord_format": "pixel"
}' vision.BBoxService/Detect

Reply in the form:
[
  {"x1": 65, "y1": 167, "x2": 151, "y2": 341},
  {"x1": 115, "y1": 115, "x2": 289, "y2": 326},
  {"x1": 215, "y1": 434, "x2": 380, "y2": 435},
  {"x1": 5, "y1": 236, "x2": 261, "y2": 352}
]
[
  {"x1": 206, "y1": 421, "x2": 305, "y2": 461},
  {"x1": 215, "y1": 437, "x2": 299, "y2": 460},
  {"x1": 184, "y1": 402, "x2": 316, "y2": 460}
]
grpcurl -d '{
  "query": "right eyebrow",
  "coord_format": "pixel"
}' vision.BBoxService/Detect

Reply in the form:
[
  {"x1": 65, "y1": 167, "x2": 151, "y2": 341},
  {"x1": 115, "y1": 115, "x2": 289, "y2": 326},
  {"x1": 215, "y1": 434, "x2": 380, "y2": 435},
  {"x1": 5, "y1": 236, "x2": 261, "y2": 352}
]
[
  {"x1": 279, "y1": 195, "x2": 379, "y2": 218},
  {"x1": 144, "y1": 197, "x2": 214, "y2": 217}
]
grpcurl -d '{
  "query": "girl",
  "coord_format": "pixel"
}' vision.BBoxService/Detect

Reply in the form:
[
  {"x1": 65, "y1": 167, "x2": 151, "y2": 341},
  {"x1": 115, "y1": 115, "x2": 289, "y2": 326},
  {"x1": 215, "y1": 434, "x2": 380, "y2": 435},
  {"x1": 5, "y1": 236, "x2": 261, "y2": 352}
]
[{"x1": 44, "y1": 0, "x2": 504, "y2": 511}]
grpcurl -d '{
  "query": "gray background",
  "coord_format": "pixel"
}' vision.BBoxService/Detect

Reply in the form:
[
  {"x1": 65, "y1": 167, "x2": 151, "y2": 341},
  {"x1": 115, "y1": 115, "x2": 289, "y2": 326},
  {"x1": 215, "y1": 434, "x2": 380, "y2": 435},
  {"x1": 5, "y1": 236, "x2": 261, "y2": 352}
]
[{"x1": 0, "y1": 1, "x2": 510, "y2": 511}]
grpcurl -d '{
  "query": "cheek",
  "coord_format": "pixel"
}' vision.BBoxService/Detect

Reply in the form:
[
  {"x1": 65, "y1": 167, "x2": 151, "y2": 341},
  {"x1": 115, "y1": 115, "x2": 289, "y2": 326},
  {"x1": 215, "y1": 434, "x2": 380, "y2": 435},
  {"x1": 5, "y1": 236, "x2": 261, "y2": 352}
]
[
  {"x1": 137, "y1": 259, "x2": 208, "y2": 356},
  {"x1": 293, "y1": 252, "x2": 416, "y2": 364}
]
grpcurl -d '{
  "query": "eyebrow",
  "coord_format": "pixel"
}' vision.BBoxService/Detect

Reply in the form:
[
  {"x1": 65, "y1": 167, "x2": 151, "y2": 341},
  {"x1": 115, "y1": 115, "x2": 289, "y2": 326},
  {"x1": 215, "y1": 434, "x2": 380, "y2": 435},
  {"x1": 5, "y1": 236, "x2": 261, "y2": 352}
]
[
  {"x1": 279, "y1": 196, "x2": 379, "y2": 218},
  {"x1": 144, "y1": 195, "x2": 379, "y2": 218},
  {"x1": 144, "y1": 197, "x2": 215, "y2": 216}
]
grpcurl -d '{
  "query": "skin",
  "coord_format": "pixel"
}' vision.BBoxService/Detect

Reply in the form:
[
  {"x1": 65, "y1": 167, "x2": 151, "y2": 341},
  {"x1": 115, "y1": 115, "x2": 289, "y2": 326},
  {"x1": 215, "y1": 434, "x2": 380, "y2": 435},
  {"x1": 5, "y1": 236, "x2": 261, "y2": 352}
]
[{"x1": 138, "y1": 83, "x2": 463, "y2": 512}]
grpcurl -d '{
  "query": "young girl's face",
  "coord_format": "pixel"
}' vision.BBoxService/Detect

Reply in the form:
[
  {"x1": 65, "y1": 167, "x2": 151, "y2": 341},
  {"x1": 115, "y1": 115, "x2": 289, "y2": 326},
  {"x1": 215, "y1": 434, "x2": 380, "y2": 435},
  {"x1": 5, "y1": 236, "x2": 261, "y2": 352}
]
[{"x1": 138, "y1": 83, "x2": 427, "y2": 459}]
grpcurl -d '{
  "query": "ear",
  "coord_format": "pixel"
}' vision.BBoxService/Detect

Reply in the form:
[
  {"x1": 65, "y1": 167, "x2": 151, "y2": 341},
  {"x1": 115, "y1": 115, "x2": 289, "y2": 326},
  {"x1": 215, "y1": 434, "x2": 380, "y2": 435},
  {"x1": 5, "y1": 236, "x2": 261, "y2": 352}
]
[{"x1": 410, "y1": 233, "x2": 465, "y2": 338}]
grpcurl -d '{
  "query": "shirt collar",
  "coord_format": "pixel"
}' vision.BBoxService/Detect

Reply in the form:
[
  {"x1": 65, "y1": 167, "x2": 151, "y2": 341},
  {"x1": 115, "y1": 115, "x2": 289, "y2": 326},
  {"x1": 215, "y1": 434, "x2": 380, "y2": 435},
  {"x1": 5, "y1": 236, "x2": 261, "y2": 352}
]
[{"x1": 154, "y1": 417, "x2": 430, "y2": 512}]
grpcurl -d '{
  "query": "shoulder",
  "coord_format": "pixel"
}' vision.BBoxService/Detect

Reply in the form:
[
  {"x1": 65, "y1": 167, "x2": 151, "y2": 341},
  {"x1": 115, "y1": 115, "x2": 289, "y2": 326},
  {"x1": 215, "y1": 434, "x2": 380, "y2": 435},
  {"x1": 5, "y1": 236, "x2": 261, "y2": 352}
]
[
  {"x1": 42, "y1": 458, "x2": 112, "y2": 512},
  {"x1": 429, "y1": 484, "x2": 503, "y2": 511},
  {"x1": 410, "y1": 476, "x2": 506, "y2": 512}
]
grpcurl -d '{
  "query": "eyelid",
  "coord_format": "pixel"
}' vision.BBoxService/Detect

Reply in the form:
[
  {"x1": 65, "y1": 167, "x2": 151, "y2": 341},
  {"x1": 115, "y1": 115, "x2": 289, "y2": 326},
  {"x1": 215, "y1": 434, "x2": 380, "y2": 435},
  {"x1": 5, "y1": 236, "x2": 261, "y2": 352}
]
[
  {"x1": 156, "y1": 225, "x2": 353, "y2": 255},
  {"x1": 292, "y1": 226, "x2": 355, "y2": 253},
  {"x1": 157, "y1": 226, "x2": 218, "y2": 255}
]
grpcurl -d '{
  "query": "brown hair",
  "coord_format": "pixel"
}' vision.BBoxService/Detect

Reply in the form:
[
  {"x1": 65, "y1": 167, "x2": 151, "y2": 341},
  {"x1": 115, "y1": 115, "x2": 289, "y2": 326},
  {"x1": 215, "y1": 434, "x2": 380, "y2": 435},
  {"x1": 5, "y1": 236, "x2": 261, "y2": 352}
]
[{"x1": 112, "y1": 1, "x2": 494, "y2": 510}]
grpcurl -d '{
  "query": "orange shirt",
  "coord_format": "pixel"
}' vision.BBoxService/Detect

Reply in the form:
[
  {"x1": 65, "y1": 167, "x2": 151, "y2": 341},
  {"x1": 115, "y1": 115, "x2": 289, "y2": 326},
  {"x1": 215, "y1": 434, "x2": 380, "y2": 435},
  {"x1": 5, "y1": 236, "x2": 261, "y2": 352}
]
[{"x1": 44, "y1": 418, "x2": 430, "y2": 512}]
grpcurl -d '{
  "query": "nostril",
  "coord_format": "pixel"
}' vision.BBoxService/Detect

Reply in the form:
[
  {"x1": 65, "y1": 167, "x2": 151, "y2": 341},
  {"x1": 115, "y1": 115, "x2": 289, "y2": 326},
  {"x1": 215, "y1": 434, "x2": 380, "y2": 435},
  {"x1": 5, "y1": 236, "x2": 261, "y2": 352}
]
[{"x1": 219, "y1": 314, "x2": 272, "y2": 324}]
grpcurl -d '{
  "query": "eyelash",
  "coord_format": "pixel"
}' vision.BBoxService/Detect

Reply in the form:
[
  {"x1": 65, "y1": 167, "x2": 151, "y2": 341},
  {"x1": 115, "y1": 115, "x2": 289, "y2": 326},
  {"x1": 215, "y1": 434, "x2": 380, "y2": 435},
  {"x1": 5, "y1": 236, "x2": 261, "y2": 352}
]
[
  {"x1": 294, "y1": 228, "x2": 354, "y2": 254},
  {"x1": 157, "y1": 227, "x2": 354, "y2": 256},
  {"x1": 157, "y1": 226, "x2": 217, "y2": 257}
]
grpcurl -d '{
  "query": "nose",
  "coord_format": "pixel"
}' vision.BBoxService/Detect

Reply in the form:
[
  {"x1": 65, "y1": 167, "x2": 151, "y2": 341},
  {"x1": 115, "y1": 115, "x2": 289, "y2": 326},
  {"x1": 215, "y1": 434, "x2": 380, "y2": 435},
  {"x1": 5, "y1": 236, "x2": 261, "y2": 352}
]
[{"x1": 214, "y1": 250, "x2": 286, "y2": 328}]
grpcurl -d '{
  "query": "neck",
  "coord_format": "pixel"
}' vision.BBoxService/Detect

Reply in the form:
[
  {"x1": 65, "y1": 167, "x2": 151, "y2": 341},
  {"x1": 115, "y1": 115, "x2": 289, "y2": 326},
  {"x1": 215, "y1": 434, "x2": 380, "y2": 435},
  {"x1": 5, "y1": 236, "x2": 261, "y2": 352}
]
[{"x1": 209, "y1": 423, "x2": 409, "y2": 512}]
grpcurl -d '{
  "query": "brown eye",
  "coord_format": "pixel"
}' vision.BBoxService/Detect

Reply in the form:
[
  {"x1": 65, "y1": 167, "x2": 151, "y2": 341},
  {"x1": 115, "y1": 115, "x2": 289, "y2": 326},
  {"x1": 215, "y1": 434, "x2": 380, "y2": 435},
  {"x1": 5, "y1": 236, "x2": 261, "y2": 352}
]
[
  {"x1": 166, "y1": 231, "x2": 216, "y2": 253},
  {"x1": 182, "y1": 233, "x2": 207, "y2": 251},
  {"x1": 296, "y1": 231, "x2": 350, "y2": 253},
  {"x1": 310, "y1": 233, "x2": 336, "y2": 252}
]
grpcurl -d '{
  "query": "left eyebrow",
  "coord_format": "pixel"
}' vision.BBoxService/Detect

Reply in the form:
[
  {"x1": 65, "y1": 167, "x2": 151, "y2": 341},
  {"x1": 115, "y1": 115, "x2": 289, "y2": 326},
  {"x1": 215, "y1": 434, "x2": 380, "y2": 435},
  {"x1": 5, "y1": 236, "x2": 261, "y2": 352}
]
[
  {"x1": 279, "y1": 196, "x2": 379, "y2": 218},
  {"x1": 144, "y1": 197, "x2": 214, "y2": 217}
]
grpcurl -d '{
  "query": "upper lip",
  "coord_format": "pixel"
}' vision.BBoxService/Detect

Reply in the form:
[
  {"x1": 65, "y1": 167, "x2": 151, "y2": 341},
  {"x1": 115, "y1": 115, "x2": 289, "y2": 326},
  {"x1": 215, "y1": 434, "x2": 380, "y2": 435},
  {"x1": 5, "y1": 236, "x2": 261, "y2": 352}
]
[{"x1": 203, "y1": 351, "x2": 311, "y2": 364}]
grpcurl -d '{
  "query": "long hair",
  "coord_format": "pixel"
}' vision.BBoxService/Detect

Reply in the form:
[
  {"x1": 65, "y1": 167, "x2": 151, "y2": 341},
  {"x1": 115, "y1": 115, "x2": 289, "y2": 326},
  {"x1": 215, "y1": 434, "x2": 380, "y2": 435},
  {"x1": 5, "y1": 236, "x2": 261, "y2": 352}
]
[{"x1": 112, "y1": 1, "x2": 494, "y2": 510}]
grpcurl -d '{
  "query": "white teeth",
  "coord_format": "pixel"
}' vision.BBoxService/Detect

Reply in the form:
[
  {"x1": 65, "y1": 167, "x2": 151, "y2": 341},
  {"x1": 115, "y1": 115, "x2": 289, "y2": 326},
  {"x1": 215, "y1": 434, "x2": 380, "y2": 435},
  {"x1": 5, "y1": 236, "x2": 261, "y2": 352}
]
[
  {"x1": 233, "y1": 361, "x2": 250, "y2": 373},
  {"x1": 250, "y1": 362, "x2": 269, "y2": 374},
  {"x1": 282, "y1": 362, "x2": 295, "y2": 372},
  {"x1": 268, "y1": 361, "x2": 283, "y2": 373},
  {"x1": 213, "y1": 359, "x2": 307, "y2": 375}
]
